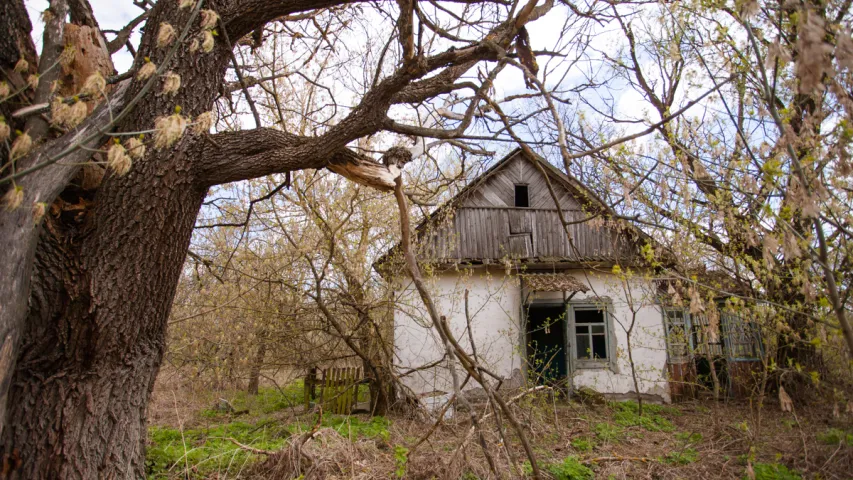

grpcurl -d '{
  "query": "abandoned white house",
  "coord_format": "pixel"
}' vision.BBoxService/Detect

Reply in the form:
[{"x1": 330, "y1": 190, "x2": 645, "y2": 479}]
[{"x1": 381, "y1": 149, "x2": 763, "y2": 403}]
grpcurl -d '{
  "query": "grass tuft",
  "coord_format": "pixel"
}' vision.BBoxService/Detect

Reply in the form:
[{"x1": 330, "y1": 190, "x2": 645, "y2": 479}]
[
  {"x1": 749, "y1": 462, "x2": 801, "y2": 480},
  {"x1": 545, "y1": 456, "x2": 594, "y2": 480}
]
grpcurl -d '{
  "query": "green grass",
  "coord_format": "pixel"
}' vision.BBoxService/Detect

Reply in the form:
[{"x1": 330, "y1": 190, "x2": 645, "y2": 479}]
[
  {"x1": 611, "y1": 401, "x2": 675, "y2": 432},
  {"x1": 609, "y1": 400, "x2": 681, "y2": 416},
  {"x1": 264, "y1": 413, "x2": 391, "y2": 443},
  {"x1": 749, "y1": 462, "x2": 801, "y2": 480},
  {"x1": 570, "y1": 436, "x2": 595, "y2": 452},
  {"x1": 661, "y1": 447, "x2": 698, "y2": 465},
  {"x1": 593, "y1": 422, "x2": 624, "y2": 443},
  {"x1": 146, "y1": 420, "x2": 289, "y2": 478},
  {"x1": 817, "y1": 428, "x2": 853, "y2": 446},
  {"x1": 200, "y1": 384, "x2": 306, "y2": 419},
  {"x1": 544, "y1": 456, "x2": 594, "y2": 480},
  {"x1": 675, "y1": 432, "x2": 703, "y2": 443},
  {"x1": 147, "y1": 380, "x2": 391, "y2": 479}
]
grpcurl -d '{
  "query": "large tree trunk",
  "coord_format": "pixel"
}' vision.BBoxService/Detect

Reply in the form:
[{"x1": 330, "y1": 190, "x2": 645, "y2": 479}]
[
  {"x1": 1, "y1": 0, "x2": 224, "y2": 475},
  {"x1": 0, "y1": 0, "x2": 526, "y2": 474},
  {"x1": 1, "y1": 148, "x2": 207, "y2": 478}
]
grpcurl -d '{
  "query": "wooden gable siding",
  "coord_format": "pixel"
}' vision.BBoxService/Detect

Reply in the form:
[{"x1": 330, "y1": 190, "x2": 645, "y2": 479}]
[
  {"x1": 459, "y1": 154, "x2": 580, "y2": 209},
  {"x1": 413, "y1": 151, "x2": 639, "y2": 264},
  {"x1": 418, "y1": 208, "x2": 635, "y2": 261}
]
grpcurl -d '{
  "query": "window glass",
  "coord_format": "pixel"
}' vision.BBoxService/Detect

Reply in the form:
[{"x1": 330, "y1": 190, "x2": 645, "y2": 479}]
[
  {"x1": 576, "y1": 332, "x2": 590, "y2": 359},
  {"x1": 592, "y1": 335, "x2": 607, "y2": 359},
  {"x1": 575, "y1": 309, "x2": 603, "y2": 323},
  {"x1": 573, "y1": 307, "x2": 609, "y2": 361}
]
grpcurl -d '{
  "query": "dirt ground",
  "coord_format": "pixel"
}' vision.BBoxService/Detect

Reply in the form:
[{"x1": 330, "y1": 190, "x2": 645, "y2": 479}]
[{"x1": 146, "y1": 381, "x2": 853, "y2": 479}]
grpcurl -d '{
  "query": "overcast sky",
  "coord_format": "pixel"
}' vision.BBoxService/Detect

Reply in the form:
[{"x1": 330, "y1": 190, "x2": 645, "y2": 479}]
[{"x1": 21, "y1": 0, "x2": 674, "y2": 154}]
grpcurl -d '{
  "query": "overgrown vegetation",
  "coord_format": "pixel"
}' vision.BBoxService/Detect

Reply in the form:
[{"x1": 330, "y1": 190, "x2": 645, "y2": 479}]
[
  {"x1": 147, "y1": 386, "x2": 391, "y2": 478},
  {"x1": 570, "y1": 437, "x2": 594, "y2": 453},
  {"x1": 611, "y1": 401, "x2": 676, "y2": 432},
  {"x1": 817, "y1": 428, "x2": 853, "y2": 446},
  {"x1": 145, "y1": 383, "x2": 852, "y2": 478},
  {"x1": 4, "y1": 0, "x2": 853, "y2": 476},
  {"x1": 543, "y1": 456, "x2": 594, "y2": 480},
  {"x1": 750, "y1": 462, "x2": 802, "y2": 480}
]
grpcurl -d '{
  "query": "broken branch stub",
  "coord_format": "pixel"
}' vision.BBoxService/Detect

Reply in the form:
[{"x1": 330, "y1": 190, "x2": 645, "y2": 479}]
[{"x1": 326, "y1": 147, "x2": 412, "y2": 192}]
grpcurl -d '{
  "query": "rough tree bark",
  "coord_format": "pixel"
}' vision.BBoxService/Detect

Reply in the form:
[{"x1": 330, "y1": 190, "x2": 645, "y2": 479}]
[{"x1": 2, "y1": 0, "x2": 237, "y2": 475}]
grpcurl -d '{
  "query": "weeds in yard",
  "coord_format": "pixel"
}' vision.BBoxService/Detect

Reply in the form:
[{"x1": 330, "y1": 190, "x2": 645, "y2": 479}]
[
  {"x1": 602, "y1": 401, "x2": 678, "y2": 432},
  {"x1": 544, "y1": 456, "x2": 594, "y2": 480},
  {"x1": 816, "y1": 428, "x2": 853, "y2": 446},
  {"x1": 613, "y1": 410, "x2": 674, "y2": 431},
  {"x1": 610, "y1": 400, "x2": 681, "y2": 416},
  {"x1": 661, "y1": 447, "x2": 698, "y2": 465},
  {"x1": 749, "y1": 462, "x2": 801, "y2": 480},
  {"x1": 146, "y1": 383, "x2": 850, "y2": 479},
  {"x1": 570, "y1": 436, "x2": 595, "y2": 452},
  {"x1": 198, "y1": 385, "x2": 305, "y2": 420},
  {"x1": 675, "y1": 432, "x2": 703, "y2": 443},
  {"x1": 393, "y1": 445, "x2": 409, "y2": 478},
  {"x1": 147, "y1": 412, "x2": 390, "y2": 478},
  {"x1": 662, "y1": 430, "x2": 702, "y2": 465},
  {"x1": 593, "y1": 423, "x2": 624, "y2": 443},
  {"x1": 146, "y1": 421, "x2": 288, "y2": 478}
]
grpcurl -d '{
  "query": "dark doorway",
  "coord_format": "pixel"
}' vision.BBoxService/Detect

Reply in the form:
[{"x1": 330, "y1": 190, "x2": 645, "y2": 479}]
[
  {"x1": 526, "y1": 304, "x2": 567, "y2": 385},
  {"x1": 694, "y1": 356, "x2": 728, "y2": 393}
]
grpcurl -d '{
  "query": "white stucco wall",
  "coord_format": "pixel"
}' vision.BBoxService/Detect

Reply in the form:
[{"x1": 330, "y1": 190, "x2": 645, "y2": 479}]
[
  {"x1": 394, "y1": 267, "x2": 672, "y2": 402},
  {"x1": 528, "y1": 270, "x2": 671, "y2": 402},
  {"x1": 393, "y1": 268, "x2": 523, "y2": 396}
]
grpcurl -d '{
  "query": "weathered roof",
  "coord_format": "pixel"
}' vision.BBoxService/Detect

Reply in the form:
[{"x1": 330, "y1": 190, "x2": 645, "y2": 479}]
[
  {"x1": 521, "y1": 273, "x2": 590, "y2": 292},
  {"x1": 376, "y1": 148, "x2": 662, "y2": 271},
  {"x1": 438, "y1": 147, "x2": 610, "y2": 217}
]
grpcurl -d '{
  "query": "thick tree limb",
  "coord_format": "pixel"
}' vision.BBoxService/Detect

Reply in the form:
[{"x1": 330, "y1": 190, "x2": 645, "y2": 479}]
[
  {"x1": 0, "y1": 81, "x2": 129, "y2": 437},
  {"x1": 24, "y1": 0, "x2": 69, "y2": 141},
  {"x1": 201, "y1": 0, "x2": 554, "y2": 187}
]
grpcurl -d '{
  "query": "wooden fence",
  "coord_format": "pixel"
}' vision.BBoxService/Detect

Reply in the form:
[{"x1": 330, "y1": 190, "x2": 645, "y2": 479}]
[{"x1": 304, "y1": 367, "x2": 363, "y2": 414}]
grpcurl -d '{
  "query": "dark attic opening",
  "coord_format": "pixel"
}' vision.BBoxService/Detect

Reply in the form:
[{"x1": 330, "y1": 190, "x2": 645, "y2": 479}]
[{"x1": 514, "y1": 184, "x2": 529, "y2": 207}]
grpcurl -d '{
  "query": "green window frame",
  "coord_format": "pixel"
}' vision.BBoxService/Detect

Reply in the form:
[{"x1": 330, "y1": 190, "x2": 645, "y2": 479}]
[
  {"x1": 567, "y1": 302, "x2": 616, "y2": 370},
  {"x1": 662, "y1": 308, "x2": 690, "y2": 364}
]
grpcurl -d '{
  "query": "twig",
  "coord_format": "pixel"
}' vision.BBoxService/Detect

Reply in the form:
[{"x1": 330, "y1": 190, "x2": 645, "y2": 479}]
[
  {"x1": 228, "y1": 437, "x2": 277, "y2": 455},
  {"x1": 217, "y1": 15, "x2": 262, "y2": 128},
  {"x1": 583, "y1": 456, "x2": 656, "y2": 464}
]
